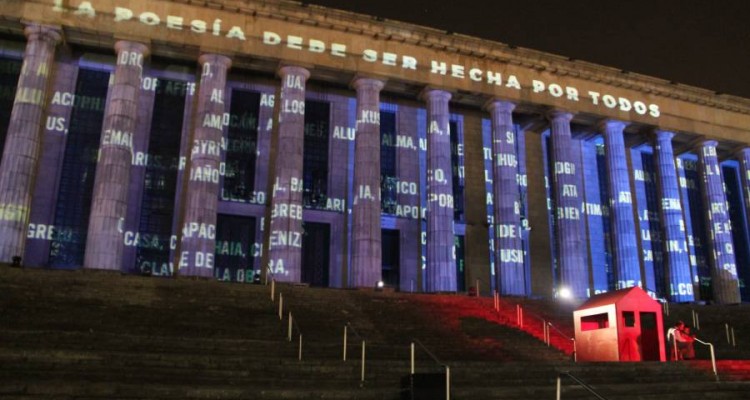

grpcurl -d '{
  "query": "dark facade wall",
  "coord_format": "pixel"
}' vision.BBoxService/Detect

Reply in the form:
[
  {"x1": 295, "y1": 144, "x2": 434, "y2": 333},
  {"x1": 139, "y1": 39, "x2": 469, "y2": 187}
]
[
  {"x1": 462, "y1": 110, "x2": 491, "y2": 295},
  {"x1": 526, "y1": 130, "x2": 554, "y2": 298}
]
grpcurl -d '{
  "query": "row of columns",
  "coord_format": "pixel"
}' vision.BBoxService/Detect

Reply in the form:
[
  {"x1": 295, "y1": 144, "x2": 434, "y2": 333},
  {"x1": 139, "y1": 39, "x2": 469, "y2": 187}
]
[{"x1": 0, "y1": 24, "x2": 743, "y2": 303}]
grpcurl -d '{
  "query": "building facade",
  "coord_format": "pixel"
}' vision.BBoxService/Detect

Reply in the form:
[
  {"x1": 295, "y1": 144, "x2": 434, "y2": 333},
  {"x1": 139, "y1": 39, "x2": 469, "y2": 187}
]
[{"x1": 0, "y1": 0, "x2": 749, "y2": 303}]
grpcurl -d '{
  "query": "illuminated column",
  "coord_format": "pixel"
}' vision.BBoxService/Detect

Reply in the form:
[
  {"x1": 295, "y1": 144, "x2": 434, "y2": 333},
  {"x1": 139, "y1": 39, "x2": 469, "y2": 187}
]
[
  {"x1": 486, "y1": 100, "x2": 525, "y2": 295},
  {"x1": 0, "y1": 24, "x2": 61, "y2": 263},
  {"x1": 423, "y1": 89, "x2": 456, "y2": 292},
  {"x1": 698, "y1": 140, "x2": 740, "y2": 304},
  {"x1": 84, "y1": 41, "x2": 149, "y2": 270},
  {"x1": 177, "y1": 54, "x2": 231, "y2": 277},
  {"x1": 267, "y1": 66, "x2": 309, "y2": 282},
  {"x1": 548, "y1": 111, "x2": 587, "y2": 298},
  {"x1": 600, "y1": 120, "x2": 640, "y2": 288},
  {"x1": 739, "y1": 148, "x2": 750, "y2": 245},
  {"x1": 653, "y1": 130, "x2": 693, "y2": 302},
  {"x1": 351, "y1": 77, "x2": 385, "y2": 287}
]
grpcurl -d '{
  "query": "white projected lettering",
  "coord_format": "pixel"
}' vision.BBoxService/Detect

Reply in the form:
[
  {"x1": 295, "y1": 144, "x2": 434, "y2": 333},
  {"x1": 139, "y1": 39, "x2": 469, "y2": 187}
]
[
  {"x1": 117, "y1": 49, "x2": 143, "y2": 67},
  {"x1": 557, "y1": 207, "x2": 580, "y2": 220},
  {"x1": 429, "y1": 193, "x2": 454, "y2": 208},
  {"x1": 15, "y1": 87, "x2": 43, "y2": 106},
  {"x1": 496, "y1": 224, "x2": 519, "y2": 238},
  {"x1": 561, "y1": 184, "x2": 577, "y2": 197},
  {"x1": 0, "y1": 203, "x2": 29, "y2": 222},
  {"x1": 554, "y1": 162, "x2": 575, "y2": 175},
  {"x1": 181, "y1": 222, "x2": 215, "y2": 239},
  {"x1": 53, "y1": 1, "x2": 664, "y2": 118},
  {"x1": 180, "y1": 251, "x2": 214, "y2": 268},
  {"x1": 671, "y1": 283, "x2": 693, "y2": 296},
  {"x1": 215, "y1": 240, "x2": 246, "y2": 256},
  {"x1": 332, "y1": 126, "x2": 356, "y2": 141},
  {"x1": 192, "y1": 139, "x2": 221, "y2": 156},
  {"x1": 495, "y1": 153, "x2": 517, "y2": 167},
  {"x1": 189, "y1": 164, "x2": 220, "y2": 183},
  {"x1": 260, "y1": 93, "x2": 275, "y2": 107},
  {"x1": 499, "y1": 249, "x2": 523, "y2": 263},
  {"x1": 325, "y1": 198, "x2": 345, "y2": 212},
  {"x1": 46, "y1": 116, "x2": 67, "y2": 133},
  {"x1": 281, "y1": 99, "x2": 304, "y2": 114},
  {"x1": 271, "y1": 203, "x2": 303, "y2": 220},
  {"x1": 661, "y1": 198, "x2": 681, "y2": 211},
  {"x1": 270, "y1": 230, "x2": 302, "y2": 248},
  {"x1": 358, "y1": 110, "x2": 379, "y2": 124}
]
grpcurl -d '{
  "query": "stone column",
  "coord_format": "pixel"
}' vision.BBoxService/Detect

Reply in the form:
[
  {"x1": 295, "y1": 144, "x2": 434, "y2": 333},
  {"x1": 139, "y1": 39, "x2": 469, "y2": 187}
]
[
  {"x1": 738, "y1": 147, "x2": 750, "y2": 246},
  {"x1": 350, "y1": 77, "x2": 384, "y2": 287},
  {"x1": 422, "y1": 89, "x2": 456, "y2": 292},
  {"x1": 652, "y1": 130, "x2": 693, "y2": 302},
  {"x1": 600, "y1": 120, "x2": 640, "y2": 288},
  {"x1": 177, "y1": 54, "x2": 231, "y2": 277},
  {"x1": 0, "y1": 24, "x2": 61, "y2": 263},
  {"x1": 83, "y1": 40, "x2": 148, "y2": 270},
  {"x1": 548, "y1": 111, "x2": 587, "y2": 299},
  {"x1": 486, "y1": 100, "x2": 525, "y2": 295},
  {"x1": 698, "y1": 140, "x2": 740, "y2": 304},
  {"x1": 267, "y1": 65, "x2": 309, "y2": 282}
]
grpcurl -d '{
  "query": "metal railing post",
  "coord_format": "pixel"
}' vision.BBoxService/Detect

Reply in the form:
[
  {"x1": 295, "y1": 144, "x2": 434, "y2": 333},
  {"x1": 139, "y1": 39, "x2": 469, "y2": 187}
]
[
  {"x1": 731, "y1": 327, "x2": 736, "y2": 347},
  {"x1": 288, "y1": 312, "x2": 293, "y2": 341},
  {"x1": 298, "y1": 334, "x2": 303, "y2": 361},
  {"x1": 270, "y1": 279, "x2": 275, "y2": 302},
  {"x1": 278, "y1": 293, "x2": 283, "y2": 320},
  {"x1": 709, "y1": 343, "x2": 717, "y2": 380},
  {"x1": 572, "y1": 339, "x2": 577, "y2": 362},
  {"x1": 445, "y1": 365, "x2": 450, "y2": 400},
  {"x1": 665, "y1": 300, "x2": 669, "y2": 316},
  {"x1": 361, "y1": 340, "x2": 366, "y2": 383},
  {"x1": 726, "y1": 323, "x2": 731, "y2": 344},
  {"x1": 476, "y1": 279, "x2": 480, "y2": 297},
  {"x1": 343, "y1": 325, "x2": 348, "y2": 361},
  {"x1": 556, "y1": 375, "x2": 562, "y2": 400},
  {"x1": 696, "y1": 312, "x2": 700, "y2": 330},
  {"x1": 410, "y1": 342, "x2": 415, "y2": 374},
  {"x1": 692, "y1": 309, "x2": 696, "y2": 327}
]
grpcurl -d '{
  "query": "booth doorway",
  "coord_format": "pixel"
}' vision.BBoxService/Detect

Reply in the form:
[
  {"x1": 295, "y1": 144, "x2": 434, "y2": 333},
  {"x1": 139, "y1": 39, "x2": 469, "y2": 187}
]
[
  {"x1": 640, "y1": 312, "x2": 660, "y2": 361},
  {"x1": 302, "y1": 222, "x2": 330, "y2": 287},
  {"x1": 382, "y1": 229, "x2": 400, "y2": 288}
]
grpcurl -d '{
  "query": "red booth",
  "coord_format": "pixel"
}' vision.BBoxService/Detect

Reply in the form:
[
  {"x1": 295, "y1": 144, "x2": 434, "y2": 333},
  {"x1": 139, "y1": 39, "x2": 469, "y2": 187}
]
[{"x1": 573, "y1": 287, "x2": 665, "y2": 362}]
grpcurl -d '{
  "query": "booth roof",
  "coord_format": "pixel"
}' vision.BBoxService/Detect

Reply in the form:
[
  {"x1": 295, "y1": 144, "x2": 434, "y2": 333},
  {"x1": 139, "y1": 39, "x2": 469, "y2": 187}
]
[{"x1": 575, "y1": 287, "x2": 652, "y2": 311}]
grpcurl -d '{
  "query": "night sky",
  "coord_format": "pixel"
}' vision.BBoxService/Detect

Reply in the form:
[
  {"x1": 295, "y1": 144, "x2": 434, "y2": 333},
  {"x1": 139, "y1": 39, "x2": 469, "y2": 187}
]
[{"x1": 305, "y1": 0, "x2": 750, "y2": 99}]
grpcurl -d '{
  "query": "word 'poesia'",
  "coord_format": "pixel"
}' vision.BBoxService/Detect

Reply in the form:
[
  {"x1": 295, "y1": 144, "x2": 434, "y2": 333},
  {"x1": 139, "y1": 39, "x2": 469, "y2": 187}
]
[{"x1": 53, "y1": 1, "x2": 662, "y2": 117}]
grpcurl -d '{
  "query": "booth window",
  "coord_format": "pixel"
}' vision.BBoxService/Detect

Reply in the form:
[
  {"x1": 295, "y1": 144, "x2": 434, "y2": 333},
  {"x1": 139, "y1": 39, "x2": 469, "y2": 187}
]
[
  {"x1": 622, "y1": 311, "x2": 635, "y2": 327},
  {"x1": 581, "y1": 313, "x2": 609, "y2": 331}
]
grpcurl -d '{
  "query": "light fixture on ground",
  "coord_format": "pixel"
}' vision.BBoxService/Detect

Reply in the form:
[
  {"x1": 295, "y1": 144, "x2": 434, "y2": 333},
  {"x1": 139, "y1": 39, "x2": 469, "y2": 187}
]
[
  {"x1": 375, "y1": 280, "x2": 384, "y2": 291},
  {"x1": 558, "y1": 286, "x2": 572, "y2": 299}
]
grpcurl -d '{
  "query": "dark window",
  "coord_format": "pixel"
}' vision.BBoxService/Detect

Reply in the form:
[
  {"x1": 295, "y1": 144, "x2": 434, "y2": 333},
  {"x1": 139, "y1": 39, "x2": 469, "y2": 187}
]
[
  {"x1": 215, "y1": 214, "x2": 256, "y2": 283},
  {"x1": 49, "y1": 68, "x2": 109, "y2": 267},
  {"x1": 382, "y1": 229, "x2": 400, "y2": 286},
  {"x1": 135, "y1": 78, "x2": 187, "y2": 272},
  {"x1": 222, "y1": 89, "x2": 260, "y2": 203},
  {"x1": 0, "y1": 57, "x2": 21, "y2": 152},
  {"x1": 303, "y1": 100, "x2": 329, "y2": 209},
  {"x1": 302, "y1": 222, "x2": 330, "y2": 286},
  {"x1": 623, "y1": 311, "x2": 635, "y2": 327},
  {"x1": 380, "y1": 110, "x2": 397, "y2": 214},
  {"x1": 450, "y1": 120, "x2": 465, "y2": 221}
]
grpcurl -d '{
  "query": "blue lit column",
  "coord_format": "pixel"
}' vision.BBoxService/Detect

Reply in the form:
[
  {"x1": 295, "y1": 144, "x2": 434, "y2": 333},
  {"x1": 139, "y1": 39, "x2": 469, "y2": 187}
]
[
  {"x1": 548, "y1": 111, "x2": 587, "y2": 298},
  {"x1": 178, "y1": 54, "x2": 231, "y2": 277},
  {"x1": 267, "y1": 65, "x2": 309, "y2": 282},
  {"x1": 653, "y1": 130, "x2": 693, "y2": 302},
  {"x1": 351, "y1": 77, "x2": 384, "y2": 287},
  {"x1": 698, "y1": 140, "x2": 740, "y2": 304},
  {"x1": 0, "y1": 25, "x2": 61, "y2": 263},
  {"x1": 600, "y1": 120, "x2": 640, "y2": 288},
  {"x1": 84, "y1": 40, "x2": 149, "y2": 270},
  {"x1": 486, "y1": 99, "x2": 525, "y2": 295},
  {"x1": 422, "y1": 88, "x2": 456, "y2": 292}
]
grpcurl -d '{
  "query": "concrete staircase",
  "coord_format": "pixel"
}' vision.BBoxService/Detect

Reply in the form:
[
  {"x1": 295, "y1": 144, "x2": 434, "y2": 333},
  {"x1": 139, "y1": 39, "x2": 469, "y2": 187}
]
[{"x1": 1, "y1": 266, "x2": 749, "y2": 399}]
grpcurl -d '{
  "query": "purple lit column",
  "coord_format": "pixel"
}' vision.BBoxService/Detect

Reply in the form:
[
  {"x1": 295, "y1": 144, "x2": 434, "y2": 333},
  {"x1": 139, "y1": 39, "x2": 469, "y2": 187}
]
[
  {"x1": 486, "y1": 100, "x2": 525, "y2": 295},
  {"x1": 423, "y1": 89, "x2": 456, "y2": 292},
  {"x1": 600, "y1": 120, "x2": 640, "y2": 288},
  {"x1": 178, "y1": 54, "x2": 231, "y2": 277},
  {"x1": 548, "y1": 111, "x2": 587, "y2": 298},
  {"x1": 267, "y1": 66, "x2": 309, "y2": 282},
  {"x1": 0, "y1": 24, "x2": 61, "y2": 263},
  {"x1": 739, "y1": 148, "x2": 750, "y2": 245},
  {"x1": 698, "y1": 140, "x2": 740, "y2": 304},
  {"x1": 351, "y1": 77, "x2": 384, "y2": 287},
  {"x1": 83, "y1": 41, "x2": 148, "y2": 270},
  {"x1": 653, "y1": 131, "x2": 693, "y2": 302}
]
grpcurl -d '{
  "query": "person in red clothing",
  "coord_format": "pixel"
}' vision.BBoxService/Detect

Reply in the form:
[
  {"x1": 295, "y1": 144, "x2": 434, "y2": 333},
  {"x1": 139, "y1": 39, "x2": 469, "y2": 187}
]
[
  {"x1": 667, "y1": 321, "x2": 686, "y2": 360},
  {"x1": 680, "y1": 326, "x2": 696, "y2": 360}
]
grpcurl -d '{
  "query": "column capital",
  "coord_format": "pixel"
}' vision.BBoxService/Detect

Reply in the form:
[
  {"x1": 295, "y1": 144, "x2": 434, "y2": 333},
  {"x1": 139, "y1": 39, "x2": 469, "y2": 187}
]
[
  {"x1": 419, "y1": 87, "x2": 452, "y2": 103},
  {"x1": 198, "y1": 53, "x2": 232, "y2": 69},
  {"x1": 24, "y1": 23, "x2": 62, "y2": 46},
  {"x1": 652, "y1": 129, "x2": 675, "y2": 141},
  {"x1": 597, "y1": 118, "x2": 628, "y2": 133},
  {"x1": 546, "y1": 109, "x2": 573, "y2": 122},
  {"x1": 277, "y1": 65, "x2": 310, "y2": 81},
  {"x1": 732, "y1": 147, "x2": 750, "y2": 159},
  {"x1": 351, "y1": 76, "x2": 385, "y2": 92},
  {"x1": 483, "y1": 98, "x2": 515, "y2": 114},
  {"x1": 698, "y1": 139, "x2": 719, "y2": 149},
  {"x1": 114, "y1": 40, "x2": 150, "y2": 57}
]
